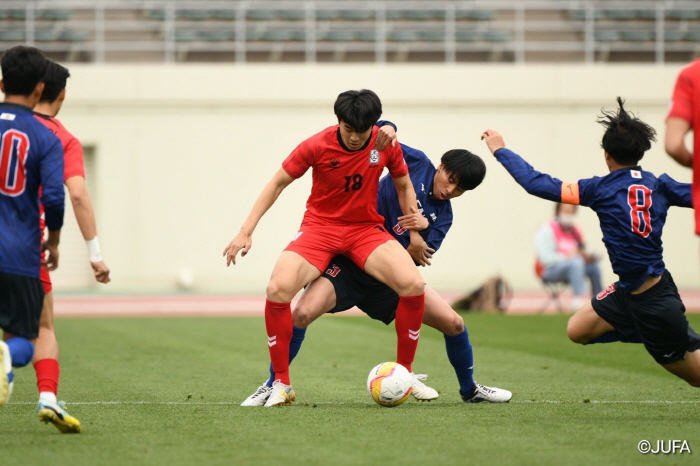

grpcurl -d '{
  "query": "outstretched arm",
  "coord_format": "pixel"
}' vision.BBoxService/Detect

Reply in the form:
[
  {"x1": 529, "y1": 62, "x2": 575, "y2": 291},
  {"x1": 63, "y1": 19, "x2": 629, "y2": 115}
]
[
  {"x1": 481, "y1": 129, "x2": 566, "y2": 203},
  {"x1": 223, "y1": 167, "x2": 295, "y2": 266},
  {"x1": 65, "y1": 176, "x2": 110, "y2": 283}
]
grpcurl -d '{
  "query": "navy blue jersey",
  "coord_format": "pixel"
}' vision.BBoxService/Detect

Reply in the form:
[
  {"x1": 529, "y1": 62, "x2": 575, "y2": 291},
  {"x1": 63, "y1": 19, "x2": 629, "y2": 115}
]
[
  {"x1": 495, "y1": 148, "x2": 691, "y2": 291},
  {"x1": 0, "y1": 103, "x2": 64, "y2": 278},
  {"x1": 377, "y1": 143, "x2": 453, "y2": 254}
]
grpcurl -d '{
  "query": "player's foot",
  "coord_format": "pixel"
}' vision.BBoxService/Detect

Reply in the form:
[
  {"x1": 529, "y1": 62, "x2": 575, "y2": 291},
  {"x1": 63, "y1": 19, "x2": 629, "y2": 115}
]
[
  {"x1": 38, "y1": 399, "x2": 82, "y2": 433},
  {"x1": 410, "y1": 373, "x2": 439, "y2": 401},
  {"x1": 263, "y1": 381, "x2": 295, "y2": 407},
  {"x1": 461, "y1": 383, "x2": 512, "y2": 403},
  {"x1": 240, "y1": 384, "x2": 273, "y2": 406},
  {"x1": 0, "y1": 341, "x2": 12, "y2": 407}
]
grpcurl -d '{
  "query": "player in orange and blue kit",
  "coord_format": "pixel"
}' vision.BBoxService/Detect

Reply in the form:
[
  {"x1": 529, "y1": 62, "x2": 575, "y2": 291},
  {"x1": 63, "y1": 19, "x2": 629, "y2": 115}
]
[
  {"x1": 0, "y1": 46, "x2": 65, "y2": 408},
  {"x1": 223, "y1": 90, "x2": 428, "y2": 407},
  {"x1": 482, "y1": 97, "x2": 700, "y2": 388}
]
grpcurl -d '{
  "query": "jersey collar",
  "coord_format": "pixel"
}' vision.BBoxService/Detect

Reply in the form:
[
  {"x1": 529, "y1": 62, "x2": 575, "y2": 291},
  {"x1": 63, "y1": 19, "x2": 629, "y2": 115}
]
[
  {"x1": 336, "y1": 127, "x2": 374, "y2": 152},
  {"x1": 0, "y1": 102, "x2": 32, "y2": 113}
]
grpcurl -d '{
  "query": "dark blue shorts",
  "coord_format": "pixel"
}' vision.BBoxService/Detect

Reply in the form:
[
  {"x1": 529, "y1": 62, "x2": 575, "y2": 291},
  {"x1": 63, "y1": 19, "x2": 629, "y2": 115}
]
[
  {"x1": 592, "y1": 270, "x2": 700, "y2": 364},
  {"x1": 323, "y1": 255, "x2": 399, "y2": 325}
]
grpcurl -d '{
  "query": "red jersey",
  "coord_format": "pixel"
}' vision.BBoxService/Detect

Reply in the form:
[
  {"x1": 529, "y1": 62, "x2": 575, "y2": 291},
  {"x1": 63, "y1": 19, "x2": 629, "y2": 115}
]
[
  {"x1": 34, "y1": 113, "x2": 86, "y2": 231},
  {"x1": 667, "y1": 59, "x2": 700, "y2": 233},
  {"x1": 282, "y1": 125, "x2": 407, "y2": 225}
]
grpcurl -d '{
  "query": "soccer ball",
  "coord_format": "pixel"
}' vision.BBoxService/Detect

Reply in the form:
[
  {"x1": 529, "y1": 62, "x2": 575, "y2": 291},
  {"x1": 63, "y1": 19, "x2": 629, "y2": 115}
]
[{"x1": 367, "y1": 362, "x2": 413, "y2": 407}]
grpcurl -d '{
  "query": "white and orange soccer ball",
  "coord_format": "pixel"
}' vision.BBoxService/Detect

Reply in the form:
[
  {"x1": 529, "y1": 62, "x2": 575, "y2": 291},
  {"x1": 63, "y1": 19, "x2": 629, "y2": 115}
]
[{"x1": 366, "y1": 362, "x2": 413, "y2": 407}]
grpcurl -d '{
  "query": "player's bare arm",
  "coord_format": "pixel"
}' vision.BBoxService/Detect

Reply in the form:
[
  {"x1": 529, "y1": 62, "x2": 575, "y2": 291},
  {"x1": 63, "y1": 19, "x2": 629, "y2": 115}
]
[
  {"x1": 665, "y1": 117, "x2": 693, "y2": 167},
  {"x1": 393, "y1": 175, "x2": 428, "y2": 230},
  {"x1": 481, "y1": 129, "x2": 506, "y2": 154},
  {"x1": 223, "y1": 167, "x2": 295, "y2": 266},
  {"x1": 375, "y1": 124, "x2": 397, "y2": 151},
  {"x1": 406, "y1": 230, "x2": 434, "y2": 267},
  {"x1": 65, "y1": 175, "x2": 110, "y2": 284},
  {"x1": 41, "y1": 229, "x2": 61, "y2": 271}
]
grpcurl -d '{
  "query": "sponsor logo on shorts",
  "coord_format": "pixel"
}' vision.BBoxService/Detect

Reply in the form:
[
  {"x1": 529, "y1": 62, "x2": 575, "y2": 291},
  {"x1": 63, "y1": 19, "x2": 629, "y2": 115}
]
[
  {"x1": 369, "y1": 149, "x2": 380, "y2": 165},
  {"x1": 597, "y1": 284, "x2": 616, "y2": 300},
  {"x1": 325, "y1": 264, "x2": 341, "y2": 277}
]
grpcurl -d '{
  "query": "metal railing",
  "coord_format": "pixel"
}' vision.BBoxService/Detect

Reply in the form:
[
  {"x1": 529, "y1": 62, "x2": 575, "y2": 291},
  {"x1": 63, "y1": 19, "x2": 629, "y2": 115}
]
[{"x1": 0, "y1": 1, "x2": 699, "y2": 63}]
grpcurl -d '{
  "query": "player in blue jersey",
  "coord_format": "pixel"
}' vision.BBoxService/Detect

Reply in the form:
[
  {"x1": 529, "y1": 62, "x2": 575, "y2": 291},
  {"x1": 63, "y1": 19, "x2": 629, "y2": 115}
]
[
  {"x1": 0, "y1": 46, "x2": 65, "y2": 407},
  {"x1": 482, "y1": 97, "x2": 700, "y2": 387},
  {"x1": 242, "y1": 129, "x2": 513, "y2": 406}
]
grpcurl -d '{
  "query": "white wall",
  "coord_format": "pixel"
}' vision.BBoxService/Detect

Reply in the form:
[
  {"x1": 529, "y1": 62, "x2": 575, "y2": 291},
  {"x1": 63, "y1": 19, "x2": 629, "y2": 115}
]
[{"x1": 46, "y1": 63, "x2": 697, "y2": 293}]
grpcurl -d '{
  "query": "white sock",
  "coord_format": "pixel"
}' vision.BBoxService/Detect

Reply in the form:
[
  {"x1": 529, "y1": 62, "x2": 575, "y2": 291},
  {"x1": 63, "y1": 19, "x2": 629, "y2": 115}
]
[{"x1": 39, "y1": 392, "x2": 57, "y2": 403}]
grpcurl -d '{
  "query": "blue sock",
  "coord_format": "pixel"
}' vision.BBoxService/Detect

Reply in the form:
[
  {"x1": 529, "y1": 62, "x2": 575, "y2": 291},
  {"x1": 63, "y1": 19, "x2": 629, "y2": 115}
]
[
  {"x1": 6, "y1": 337, "x2": 34, "y2": 367},
  {"x1": 444, "y1": 329, "x2": 475, "y2": 397},
  {"x1": 266, "y1": 326, "x2": 307, "y2": 387},
  {"x1": 586, "y1": 330, "x2": 643, "y2": 345}
]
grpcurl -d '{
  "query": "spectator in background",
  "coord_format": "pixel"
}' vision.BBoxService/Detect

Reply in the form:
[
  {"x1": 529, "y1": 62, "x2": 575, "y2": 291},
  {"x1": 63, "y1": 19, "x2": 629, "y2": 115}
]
[{"x1": 536, "y1": 203, "x2": 602, "y2": 310}]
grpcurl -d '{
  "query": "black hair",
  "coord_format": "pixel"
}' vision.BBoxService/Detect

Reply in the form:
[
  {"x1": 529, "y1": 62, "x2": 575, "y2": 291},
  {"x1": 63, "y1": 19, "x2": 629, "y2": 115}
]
[
  {"x1": 40, "y1": 61, "x2": 70, "y2": 103},
  {"x1": 0, "y1": 46, "x2": 47, "y2": 96},
  {"x1": 555, "y1": 202, "x2": 578, "y2": 216},
  {"x1": 333, "y1": 89, "x2": 382, "y2": 132},
  {"x1": 440, "y1": 149, "x2": 486, "y2": 191},
  {"x1": 597, "y1": 97, "x2": 657, "y2": 166}
]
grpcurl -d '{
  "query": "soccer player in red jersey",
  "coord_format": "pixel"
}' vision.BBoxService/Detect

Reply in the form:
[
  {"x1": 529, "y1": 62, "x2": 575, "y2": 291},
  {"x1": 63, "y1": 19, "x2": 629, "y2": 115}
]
[
  {"x1": 666, "y1": 59, "x2": 700, "y2": 241},
  {"x1": 31, "y1": 61, "x2": 110, "y2": 432},
  {"x1": 223, "y1": 90, "x2": 428, "y2": 407}
]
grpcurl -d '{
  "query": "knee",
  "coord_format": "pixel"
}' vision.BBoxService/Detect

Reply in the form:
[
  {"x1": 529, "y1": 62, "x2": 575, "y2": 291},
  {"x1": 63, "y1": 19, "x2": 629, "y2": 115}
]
[
  {"x1": 686, "y1": 377, "x2": 700, "y2": 388},
  {"x1": 266, "y1": 279, "x2": 293, "y2": 303},
  {"x1": 566, "y1": 320, "x2": 589, "y2": 345},
  {"x1": 292, "y1": 306, "x2": 314, "y2": 328},
  {"x1": 570, "y1": 256, "x2": 585, "y2": 271},
  {"x1": 401, "y1": 277, "x2": 425, "y2": 297},
  {"x1": 444, "y1": 314, "x2": 465, "y2": 336}
]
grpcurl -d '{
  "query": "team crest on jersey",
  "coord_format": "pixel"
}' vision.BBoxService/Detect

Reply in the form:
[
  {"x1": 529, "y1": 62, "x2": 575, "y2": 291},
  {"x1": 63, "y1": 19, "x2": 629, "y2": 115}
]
[
  {"x1": 329, "y1": 159, "x2": 341, "y2": 169},
  {"x1": 631, "y1": 170, "x2": 641, "y2": 179},
  {"x1": 369, "y1": 149, "x2": 380, "y2": 165},
  {"x1": 0, "y1": 113, "x2": 16, "y2": 121}
]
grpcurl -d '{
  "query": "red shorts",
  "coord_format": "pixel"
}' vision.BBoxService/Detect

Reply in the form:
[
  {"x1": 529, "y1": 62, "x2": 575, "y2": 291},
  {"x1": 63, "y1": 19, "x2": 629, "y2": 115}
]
[
  {"x1": 40, "y1": 253, "x2": 52, "y2": 294},
  {"x1": 284, "y1": 220, "x2": 396, "y2": 272}
]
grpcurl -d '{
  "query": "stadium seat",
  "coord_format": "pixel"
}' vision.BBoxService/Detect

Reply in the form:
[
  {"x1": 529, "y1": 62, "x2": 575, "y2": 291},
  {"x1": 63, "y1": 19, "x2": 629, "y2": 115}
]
[
  {"x1": 420, "y1": 31, "x2": 447, "y2": 42},
  {"x1": 37, "y1": 9, "x2": 73, "y2": 20},
  {"x1": 685, "y1": 31, "x2": 700, "y2": 42},
  {"x1": 456, "y1": 10, "x2": 497, "y2": 21},
  {"x1": 387, "y1": 30, "x2": 420, "y2": 42},
  {"x1": 179, "y1": 10, "x2": 214, "y2": 21},
  {"x1": 604, "y1": 10, "x2": 639, "y2": 20},
  {"x1": 534, "y1": 259, "x2": 567, "y2": 314},
  {"x1": 175, "y1": 30, "x2": 199, "y2": 42},
  {"x1": 664, "y1": 30, "x2": 686, "y2": 42},
  {"x1": 199, "y1": 30, "x2": 234, "y2": 42},
  {"x1": 318, "y1": 31, "x2": 359, "y2": 42},
  {"x1": 455, "y1": 30, "x2": 482, "y2": 42},
  {"x1": 568, "y1": 10, "x2": 605, "y2": 21},
  {"x1": 620, "y1": 31, "x2": 655, "y2": 41},
  {"x1": 0, "y1": 30, "x2": 25, "y2": 41},
  {"x1": 35, "y1": 30, "x2": 61, "y2": 41},
  {"x1": 262, "y1": 30, "x2": 306, "y2": 42},
  {"x1": 338, "y1": 10, "x2": 374, "y2": 21},
  {"x1": 213, "y1": 9, "x2": 237, "y2": 20},
  {"x1": 483, "y1": 31, "x2": 511, "y2": 42},
  {"x1": 316, "y1": 10, "x2": 341, "y2": 21},
  {"x1": 59, "y1": 31, "x2": 91, "y2": 42},
  {"x1": 667, "y1": 9, "x2": 700, "y2": 20},
  {"x1": 594, "y1": 30, "x2": 621, "y2": 42},
  {"x1": 7, "y1": 9, "x2": 25, "y2": 19}
]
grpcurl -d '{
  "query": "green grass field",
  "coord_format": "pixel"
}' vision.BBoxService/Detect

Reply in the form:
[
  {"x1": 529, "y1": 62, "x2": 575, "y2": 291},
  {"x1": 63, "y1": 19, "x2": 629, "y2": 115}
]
[{"x1": 2, "y1": 313, "x2": 699, "y2": 466}]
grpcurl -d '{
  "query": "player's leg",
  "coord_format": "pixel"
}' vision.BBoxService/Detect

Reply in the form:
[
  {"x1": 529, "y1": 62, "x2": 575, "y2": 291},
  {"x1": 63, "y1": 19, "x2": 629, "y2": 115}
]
[
  {"x1": 33, "y1": 288, "x2": 81, "y2": 433},
  {"x1": 661, "y1": 350, "x2": 700, "y2": 387},
  {"x1": 362, "y1": 240, "x2": 425, "y2": 373},
  {"x1": 421, "y1": 287, "x2": 512, "y2": 403},
  {"x1": 263, "y1": 251, "x2": 322, "y2": 407},
  {"x1": 566, "y1": 301, "x2": 616, "y2": 344}
]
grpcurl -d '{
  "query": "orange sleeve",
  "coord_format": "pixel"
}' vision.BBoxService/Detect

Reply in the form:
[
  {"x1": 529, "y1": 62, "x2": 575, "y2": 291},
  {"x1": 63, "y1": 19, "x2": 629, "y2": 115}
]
[{"x1": 561, "y1": 182, "x2": 580, "y2": 205}]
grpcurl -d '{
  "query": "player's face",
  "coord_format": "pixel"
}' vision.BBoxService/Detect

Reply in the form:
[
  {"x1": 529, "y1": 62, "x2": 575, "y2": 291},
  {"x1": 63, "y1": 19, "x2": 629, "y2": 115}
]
[
  {"x1": 432, "y1": 165, "x2": 465, "y2": 200},
  {"x1": 338, "y1": 121, "x2": 372, "y2": 151}
]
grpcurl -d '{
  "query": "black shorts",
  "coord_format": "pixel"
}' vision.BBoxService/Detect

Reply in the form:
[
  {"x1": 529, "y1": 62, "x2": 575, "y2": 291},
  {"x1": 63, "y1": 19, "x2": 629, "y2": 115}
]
[
  {"x1": 323, "y1": 255, "x2": 399, "y2": 325},
  {"x1": 592, "y1": 271, "x2": 700, "y2": 364},
  {"x1": 0, "y1": 271, "x2": 44, "y2": 339}
]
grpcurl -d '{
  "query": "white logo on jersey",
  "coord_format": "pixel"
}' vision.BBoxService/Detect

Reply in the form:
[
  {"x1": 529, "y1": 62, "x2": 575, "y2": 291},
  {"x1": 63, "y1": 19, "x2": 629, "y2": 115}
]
[
  {"x1": 0, "y1": 113, "x2": 16, "y2": 121},
  {"x1": 430, "y1": 213, "x2": 437, "y2": 221},
  {"x1": 631, "y1": 170, "x2": 641, "y2": 179},
  {"x1": 421, "y1": 183, "x2": 425, "y2": 193},
  {"x1": 291, "y1": 231, "x2": 303, "y2": 241},
  {"x1": 369, "y1": 149, "x2": 379, "y2": 165}
]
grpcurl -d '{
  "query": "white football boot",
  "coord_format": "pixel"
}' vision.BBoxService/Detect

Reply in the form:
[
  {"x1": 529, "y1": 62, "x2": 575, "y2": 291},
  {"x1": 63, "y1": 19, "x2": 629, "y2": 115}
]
[
  {"x1": 240, "y1": 384, "x2": 273, "y2": 407},
  {"x1": 0, "y1": 340, "x2": 12, "y2": 407},
  {"x1": 263, "y1": 381, "x2": 296, "y2": 407},
  {"x1": 410, "y1": 373, "x2": 439, "y2": 401},
  {"x1": 461, "y1": 383, "x2": 512, "y2": 403}
]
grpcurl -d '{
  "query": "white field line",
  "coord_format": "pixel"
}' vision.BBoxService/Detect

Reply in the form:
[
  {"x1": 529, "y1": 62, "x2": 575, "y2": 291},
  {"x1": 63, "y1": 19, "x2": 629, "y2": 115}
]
[{"x1": 10, "y1": 399, "x2": 700, "y2": 406}]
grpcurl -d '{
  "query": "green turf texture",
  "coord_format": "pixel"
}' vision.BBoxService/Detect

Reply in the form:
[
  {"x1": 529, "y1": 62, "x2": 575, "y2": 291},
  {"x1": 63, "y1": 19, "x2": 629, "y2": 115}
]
[{"x1": 2, "y1": 314, "x2": 699, "y2": 466}]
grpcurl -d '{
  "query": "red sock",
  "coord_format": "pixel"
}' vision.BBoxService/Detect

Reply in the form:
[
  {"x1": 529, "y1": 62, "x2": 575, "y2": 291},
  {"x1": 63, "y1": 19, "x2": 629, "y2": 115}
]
[
  {"x1": 395, "y1": 293, "x2": 425, "y2": 373},
  {"x1": 265, "y1": 299, "x2": 292, "y2": 385},
  {"x1": 34, "y1": 358, "x2": 60, "y2": 395}
]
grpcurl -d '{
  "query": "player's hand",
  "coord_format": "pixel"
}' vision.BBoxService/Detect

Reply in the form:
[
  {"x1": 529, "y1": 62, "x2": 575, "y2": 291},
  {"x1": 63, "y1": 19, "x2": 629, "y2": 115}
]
[
  {"x1": 407, "y1": 232, "x2": 435, "y2": 267},
  {"x1": 398, "y1": 206, "x2": 429, "y2": 231},
  {"x1": 91, "y1": 260, "x2": 111, "y2": 283},
  {"x1": 223, "y1": 231, "x2": 252, "y2": 266},
  {"x1": 481, "y1": 129, "x2": 506, "y2": 154},
  {"x1": 41, "y1": 242, "x2": 59, "y2": 271},
  {"x1": 375, "y1": 125, "x2": 398, "y2": 151}
]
